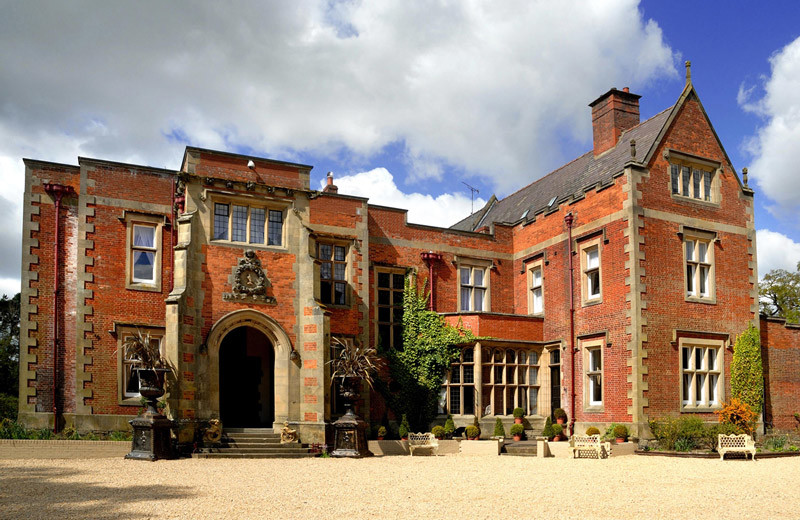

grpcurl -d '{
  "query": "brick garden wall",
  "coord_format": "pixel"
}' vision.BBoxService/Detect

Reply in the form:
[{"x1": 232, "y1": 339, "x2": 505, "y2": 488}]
[{"x1": 761, "y1": 317, "x2": 800, "y2": 431}]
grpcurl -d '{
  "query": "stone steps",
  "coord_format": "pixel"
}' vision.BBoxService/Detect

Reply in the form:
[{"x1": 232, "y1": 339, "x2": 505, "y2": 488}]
[{"x1": 193, "y1": 428, "x2": 316, "y2": 459}]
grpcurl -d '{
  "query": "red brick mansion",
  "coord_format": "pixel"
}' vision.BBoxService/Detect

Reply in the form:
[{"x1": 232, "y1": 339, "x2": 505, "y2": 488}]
[{"x1": 18, "y1": 75, "x2": 800, "y2": 443}]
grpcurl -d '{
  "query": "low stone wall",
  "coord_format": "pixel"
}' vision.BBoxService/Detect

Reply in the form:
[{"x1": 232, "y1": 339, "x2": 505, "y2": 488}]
[
  {"x1": 368, "y1": 439, "x2": 461, "y2": 456},
  {"x1": 0, "y1": 439, "x2": 130, "y2": 459}
]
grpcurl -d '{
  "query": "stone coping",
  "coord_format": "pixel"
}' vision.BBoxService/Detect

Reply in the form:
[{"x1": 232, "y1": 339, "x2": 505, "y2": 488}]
[
  {"x1": 0, "y1": 439, "x2": 131, "y2": 459},
  {"x1": 635, "y1": 449, "x2": 800, "y2": 458}
]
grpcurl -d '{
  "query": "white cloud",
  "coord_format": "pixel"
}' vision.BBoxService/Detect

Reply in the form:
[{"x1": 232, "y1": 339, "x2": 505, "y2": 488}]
[
  {"x1": 741, "y1": 36, "x2": 800, "y2": 216},
  {"x1": 757, "y1": 229, "x2": 800, "y2": 277},
  {"x1": 0, "y1": 278, "x2": 20, "y2": 299},
  {"x1": 0, "y1": 0, "x2": 677, "y2": 291},
  {"x1": 323, "y1": 168, "x2": 486, "y2": 228}
]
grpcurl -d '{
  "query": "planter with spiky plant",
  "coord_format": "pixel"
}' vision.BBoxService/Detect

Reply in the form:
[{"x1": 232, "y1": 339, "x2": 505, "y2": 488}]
[
  {"x1": 329, "y1": 337, "x2": 382, "y2": 458},
  {"x1": 122, "y1": 329, "x2": 175, "y2": 461}
]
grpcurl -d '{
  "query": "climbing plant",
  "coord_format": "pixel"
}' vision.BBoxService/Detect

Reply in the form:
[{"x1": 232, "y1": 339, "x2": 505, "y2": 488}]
[
  {"x1": 730, "y1": 324, "x2": 763, "y2": 415},
  {"x1": 379, "y1": 273, "x2": 477, "y2": 432}
]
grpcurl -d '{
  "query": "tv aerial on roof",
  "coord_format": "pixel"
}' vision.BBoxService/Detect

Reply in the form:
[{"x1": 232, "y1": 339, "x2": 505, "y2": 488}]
[{"x1": 462, "y1": 181, "x2": 479, "y2": 215}]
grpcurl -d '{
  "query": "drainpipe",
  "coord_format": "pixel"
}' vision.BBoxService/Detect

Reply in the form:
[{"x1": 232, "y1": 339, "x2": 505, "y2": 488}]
[
  {"x1": 44, "y1": 183, "x2": 73, "y2": 432},
  {"x1": 564, "y1": 212, "x2": 576, "y2": 437},
  {"x1": 419, "y1": 252, "x2": 442, "y2": 311}
]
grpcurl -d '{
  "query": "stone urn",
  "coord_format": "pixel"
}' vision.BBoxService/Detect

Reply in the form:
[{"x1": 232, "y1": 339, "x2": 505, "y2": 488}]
[{"x1": 125, "y1": 368, "x2": 174, "y2": 461}]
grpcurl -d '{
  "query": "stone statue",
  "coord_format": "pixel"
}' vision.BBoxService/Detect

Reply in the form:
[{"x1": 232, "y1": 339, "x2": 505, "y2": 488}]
[
  {"x1": 280, "y1": 421, "x2": 298, "y2": 444},
  {"x1": 204, "y1": 418, "x2": 222, "y2": 444}
]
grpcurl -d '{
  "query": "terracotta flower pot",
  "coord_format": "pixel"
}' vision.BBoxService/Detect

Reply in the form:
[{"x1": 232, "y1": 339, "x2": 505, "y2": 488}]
[
  {"x1": 377, "y1": 436, "x2": 384, "y2": 441},
  {"x1": 616, "y1": 437, "x2": 626, "y2": 444},
  {"x1": 514, "y1": 417, "x2": 523, "y2": 424},
  {"x1": 513, "y1": 434, "x2": 522, "y2": 442},
  {"x1": 556, "y1": 417, "x2": 565, "y2": 425}
]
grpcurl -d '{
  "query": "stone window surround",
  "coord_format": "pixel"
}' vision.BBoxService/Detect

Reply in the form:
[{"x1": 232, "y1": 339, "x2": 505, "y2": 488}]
[
  {"x1": 455, "y1": 255, "x2": 493, "y2": 313},
  {"x1": 527, "y1": 258, "x2": 544, "y2": 316},
  {"x1": 681, "y1": 227, "x2": 717, "y2": 305},
  {"x1": 579, "y1": 236, "x2": 603, "y2": 306},
  {"x1": 123, "y1": 211, "x2": 165, "y2": 292},
  {"x1": 373, "y1": 266, "x2": 406, "y2": 351},
  {"x1": 665, "y1": 149, "x2": 722, "y2": 206},
  {"x1": 314, "y1": 237, "x2": 352, "y2": 308},
  {"x1": 678, "y1": 336, "x2": 725, "y2": 412},
  {"x1": 115, "y1": 324, "x2": 165, "y2": 406},
  {"x1": 481, "y1": 346, "x2": 541, "y2": 417},
  {"x1": 207, "y1": 192, "x2": 290, "y2": 250},
  {"x1": 440, "y1": 347, "x2": 477, "y2": 416},
  {"x1": 582, "y1": 337, "x2": 605, "y2": 412}
]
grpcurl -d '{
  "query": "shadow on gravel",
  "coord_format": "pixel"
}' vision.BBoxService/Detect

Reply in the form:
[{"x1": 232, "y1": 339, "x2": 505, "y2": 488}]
[{"x1": 0, "y1": 465, "x2": 192, "y2": 519}]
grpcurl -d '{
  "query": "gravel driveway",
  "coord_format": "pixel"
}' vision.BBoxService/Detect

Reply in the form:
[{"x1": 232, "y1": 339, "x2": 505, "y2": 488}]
[{"x1": 2, "y1": 455, "x2": 798, "y2": 519}]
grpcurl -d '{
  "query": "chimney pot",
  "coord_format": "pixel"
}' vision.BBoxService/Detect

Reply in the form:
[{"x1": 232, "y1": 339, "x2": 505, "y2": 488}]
[{"x1": 323, "y1": 171, "x2": 338, "y2": 194}]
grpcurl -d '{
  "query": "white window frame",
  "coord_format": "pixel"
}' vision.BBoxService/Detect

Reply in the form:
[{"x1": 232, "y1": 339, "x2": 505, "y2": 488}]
[
  {"x1": 679, "y1": 337, "x2": 724, "y2": 411},
  {"x1": 579, "y1": 237, "x2": 603, "y2": 306},
  {"x1": 124, "y1": 212, "x2": 164, "y2": 292},
  {"x1": 116, "y1": 325, "x2": 165, "y2": 405},
  {"x1": 582, "y1": 338, "x2": 604, "y2": 410},
  {"x1": 527, "y1": 260, "x2": 544, "y2": 316},
  {"x1": 439, "y1": 347, "x2": 477, "y2": 416},
  {"x1": 683, "y1": 230, "x2": 716, "y2": 304},
  {"x1": 456, "y1": 257, "x2": 492, "y2": 312}
]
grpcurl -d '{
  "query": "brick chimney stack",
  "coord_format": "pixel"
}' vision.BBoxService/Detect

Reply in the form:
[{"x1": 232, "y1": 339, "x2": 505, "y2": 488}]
[
  {"x1": 589, "y1": 87, "x2": 641, "y2": 156},
  {"x1": 323, "y1": 171, "x2": 338, "y2": 194}
]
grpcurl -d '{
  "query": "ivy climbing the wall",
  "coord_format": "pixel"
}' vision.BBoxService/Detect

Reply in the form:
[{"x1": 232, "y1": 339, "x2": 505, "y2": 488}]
[
  {"x1": 730, "y1": 323, "x2": 764, "y2": 415},
  {"x1": 379, "y1": 273, "x2": 478, "y2": 432}
]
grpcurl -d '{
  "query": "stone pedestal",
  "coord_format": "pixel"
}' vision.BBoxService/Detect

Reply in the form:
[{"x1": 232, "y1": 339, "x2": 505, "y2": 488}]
[
  {"x1": 331, "y1": 411, "x2": 373, "y2": 458},
  {"x1": 125, "y1": 412, "x2": 174, "y2": 461}
]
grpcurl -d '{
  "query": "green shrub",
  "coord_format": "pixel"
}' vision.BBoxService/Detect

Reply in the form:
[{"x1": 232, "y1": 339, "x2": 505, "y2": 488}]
[
  {"x1": 763, "y1": 435, "x2": 788, "y2": 452},
  {"x1": 602, "y1": 423, "x2": 622, "y2": 441},
  {"x1": 0, "y1": 394, "x2": 17, "y2": 421},
  {"x1": 512, "y1": 407, "x2": 525, "y2": 419},
  {"x1": 431, "y1": 425, "x2": 445, "y2": 439},
  {"x1": 585, "y1": 426, "x2": 600, "y2": 436},
  {"x1": 399, "y1": 414, "x2": 410, "y2": 439},
  {"x1": 675, "y1": 437, "x2": 694, "y2": 452},
  {"x1": 542, "y1": 417, "x2": 554, "y2": 438},
  {"x1": 510, "y1": 424, "x2": 525, "y2": 437},
  {"x1": 465, "y1": 425, "x2": 480, "y2": 439},
  {"x1": 493, "y1": 418, "x2": 506, "y2": 438},
  {"x1": 613, "y1": 424, "x2": 628, "y2": 439},
  {"x1": 109, "y1": 430, "x2": 132, "y2": 441},
  {"x1": 0, "y1": 418, "x2": 27, "y2": 439},
  {"x1": 377, "y1": 426, "x2": 387, "y2": 438},
  {"x1": 443, "y1": 415, "x2": 455, "y2": 437},
  {"x1": 553, "y1": 408, "x2": 567, "y2": 420},
  {"x1": 552, "y1": 424, "x2": 563, "y2": 437},
  {"x1": 649, "y1": 416, "x2": 723, "y2": 451},
  {"x1": 731, "y1": 324, "x2": 763, "y2": 415}
]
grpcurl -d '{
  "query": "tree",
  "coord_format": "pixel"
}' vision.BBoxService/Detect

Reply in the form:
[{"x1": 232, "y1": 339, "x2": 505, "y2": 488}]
[
  {"x1": 379, "y1": 274, "x2": 477, "y2": 432},
  {"x1": 759, "y1": 262, "x2": 800, "y2": 323},
  {"x1": 730, "y1": 324, "x2": 763, "y2": 415},
  {"x1": 0, "y1": 293, "x2": 20, "y2": 396}
]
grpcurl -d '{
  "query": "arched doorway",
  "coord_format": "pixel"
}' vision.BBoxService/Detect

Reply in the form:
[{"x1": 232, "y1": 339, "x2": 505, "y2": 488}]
[{"x1": 219, "y1": 326, "x2": 275, "y2": 427}]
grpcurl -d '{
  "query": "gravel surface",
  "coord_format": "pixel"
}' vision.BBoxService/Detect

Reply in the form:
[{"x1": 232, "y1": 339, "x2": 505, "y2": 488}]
[{"x1": 2, "y1": 455, "x2": 799, "y2": 519}]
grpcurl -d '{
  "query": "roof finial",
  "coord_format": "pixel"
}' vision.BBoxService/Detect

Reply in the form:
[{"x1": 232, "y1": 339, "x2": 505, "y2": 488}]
[
  {"x1": 630, "y1": 139, "x2": 637, "y2": 159},
  {"x1": 685, "y1": 60, "x2": 692, "y2": 86},
  {"x1": 742, "y1": 167, "x2": 748, "y2": 187}
]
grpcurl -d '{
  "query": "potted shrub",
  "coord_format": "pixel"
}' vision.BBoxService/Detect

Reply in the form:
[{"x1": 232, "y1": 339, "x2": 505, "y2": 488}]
[
  {"x1": 377, "y1": 426, "x2": 387, "y2": 440},
  {"x1": 512, "y1": 407, "x2": 525, "y2": 424},
  {"x1": 542, "y1": 416, "x2": 555, "y2": 441},
  {"x1": 465, "y1": 425, "x2": 480, "y2": 440},
  {"x1": 552, "y1": 423, "x2": 565, "y2": 441},
  {"x1": 399, "y1": 414, "x2": 410, "y2": 440},
  {"x1": 431, "y1": 425, "x2": 445, "y2": 440},
  {"x1": 443, "y1": 415, "x2": 456, "y2": 439},
  {"x1": 613, "y1": 424, "x2": 628, "y2": 443},
  {"x1": 554, "y1": 408, "x2": 567, "y2": 425},
  {"x1": 585, "y1": 426, "x2": 600, "y2": 436},
  {"x1": 510, "y1": 423, "x2": 525, "y2": 442},
  {"x1": 493, "y1": 417, "x2": 506, "y2": 439}
]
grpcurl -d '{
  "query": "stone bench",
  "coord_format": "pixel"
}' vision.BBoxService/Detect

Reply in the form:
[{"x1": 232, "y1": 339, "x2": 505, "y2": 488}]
[
  {"x1": 718, "y1": 433, "x2": 756, "y2": 461},
  {"x1": 408, "y1": 432, "x2": 438, "y2": 456},
  {"x1": 570, "y1": 434, "x2": 611, "y2": 459}
]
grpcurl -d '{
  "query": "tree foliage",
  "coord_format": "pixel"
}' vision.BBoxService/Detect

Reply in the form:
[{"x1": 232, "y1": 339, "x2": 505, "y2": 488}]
[
  {"x1": 0, "y1": 293, "x2": 20, "y2": 397},
  {"x1": 759, "y1": 262, "x2": 800, "y2": 323},
  {"x1": 730, "y1": 324, "x2": 763, "y2": 415},
  {"x1": 380, "y1": 274, "x2": 477, "y2": 432}
]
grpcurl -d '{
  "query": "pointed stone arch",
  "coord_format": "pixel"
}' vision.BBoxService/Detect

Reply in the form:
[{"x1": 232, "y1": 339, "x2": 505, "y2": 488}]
[{"x1": 206, "y1": 309, "x2": 293, "y2": 428}]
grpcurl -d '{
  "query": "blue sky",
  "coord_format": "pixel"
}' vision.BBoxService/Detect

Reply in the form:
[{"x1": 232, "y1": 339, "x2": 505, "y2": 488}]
[{"x1": 1, "y1": 0, "x2": 799, "y2": 297}]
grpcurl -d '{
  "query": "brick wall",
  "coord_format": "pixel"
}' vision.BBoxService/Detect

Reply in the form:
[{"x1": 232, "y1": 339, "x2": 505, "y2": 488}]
[{"x1": 761, "y1": 316, "x2": 800, "y2": 431}]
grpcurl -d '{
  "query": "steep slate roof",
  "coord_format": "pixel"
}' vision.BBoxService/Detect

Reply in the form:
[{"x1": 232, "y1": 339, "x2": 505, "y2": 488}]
[{"x1": 451, "y1": 107, "x2": 672, "y2": 231}]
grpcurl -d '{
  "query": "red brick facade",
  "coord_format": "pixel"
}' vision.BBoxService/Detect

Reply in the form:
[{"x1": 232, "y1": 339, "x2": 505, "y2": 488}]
[{"x1": 18, "y1": 82, "x2": 800, "y2": 439}]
